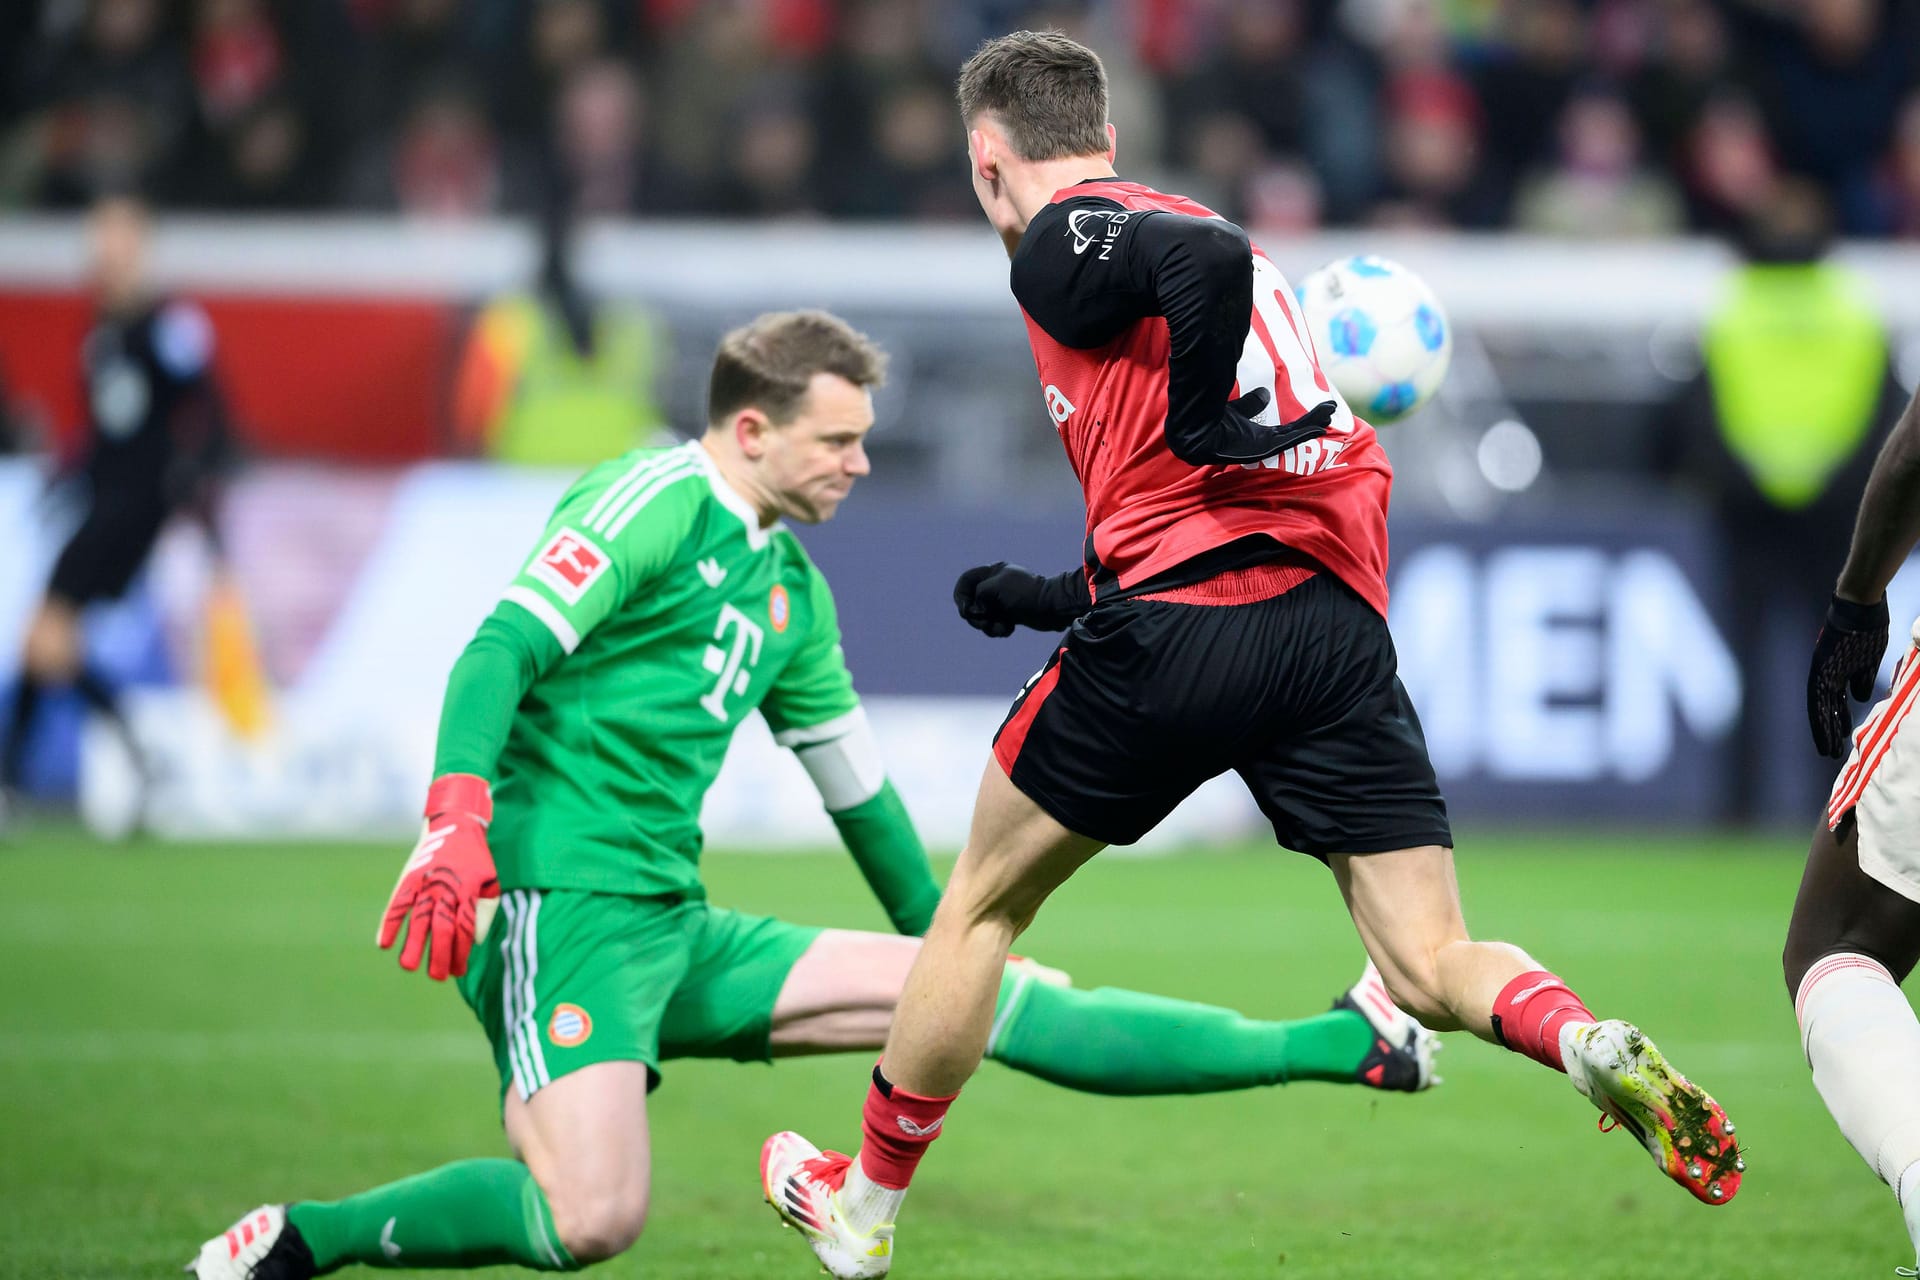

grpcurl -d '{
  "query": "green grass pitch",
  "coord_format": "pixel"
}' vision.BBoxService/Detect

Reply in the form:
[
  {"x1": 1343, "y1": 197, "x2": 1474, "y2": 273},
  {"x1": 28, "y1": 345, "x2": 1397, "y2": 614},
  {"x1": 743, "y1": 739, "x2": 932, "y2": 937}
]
[{"x1": 0, "y1": 829, "x2": 1901, "y2": 1278}]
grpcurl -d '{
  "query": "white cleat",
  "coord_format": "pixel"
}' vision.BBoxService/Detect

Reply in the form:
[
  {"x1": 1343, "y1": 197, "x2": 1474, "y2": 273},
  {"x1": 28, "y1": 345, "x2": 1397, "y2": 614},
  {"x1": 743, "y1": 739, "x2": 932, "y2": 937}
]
[
  {"x1": 184, "y1": 1205, "x2": 311, "y2": 1279},
  {"x1": 1563, "y1": 1019, "x2": 1744, "y2": 1206},
  {"x1": 761, "y1": 1131, "x2": 893, "y2": 1279},
  {"x1": 1335, "y1": 961, "x2": 1443, "y2": 1092}
]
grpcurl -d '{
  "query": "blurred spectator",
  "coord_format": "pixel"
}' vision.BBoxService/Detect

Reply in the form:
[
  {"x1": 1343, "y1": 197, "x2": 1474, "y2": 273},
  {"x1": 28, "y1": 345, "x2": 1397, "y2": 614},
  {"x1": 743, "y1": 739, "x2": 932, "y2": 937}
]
[
  {"x1": 855, "y1": 78, "x2": 976, "y2": 219},
  {"x1": 1740, "y1": 0, "x2": 1918, "y2": 234},
  {"x1": 1654, "y1": 179, "x2": 1905, "y2": 822},
  {"x1": 1679, "y1": 90, "x2": 1779, "y2": 234},
  {"x1": 646, "y1": 1, "x2": 777, "y2": 207},
  {"x1": 451, "y1": 211, "x2": 670, "y2": 465},
  {"x1": 346, "y1": 78, "x2": 525, "y2": 217},
  {"x1": 1166, "y1": 1, "x2": 1311, "y2": 164},
  {"x1": 1473, "y1": 0, "x2": 1589, "y2": 216},
  {"x1": 1872, "y1": 90, "x2": 1920, "y2": 238},
  {"x1": 1243, "y1": 157, "x2": 1325, "y2": 233},
  {"x1": 497, "y1": 0, "x2": 616, "y2": 139},
  {"x1": 1629, "y1": 0, "x2": 1737, "y2": 174},
  {"x1": 205, "y1": 93, "x2": 317, "y2": 209},
  {"x1": 8, "y1": 0, "x2": 192, "y2": 207},
  {"x1": 0, "y1": 0, "x2": 1918, "y2": 236},
  {"x1": 1370, "y1": 68, "x2": 1501, "y2": 228},
  {"x1": 813, "y1": 0, "x2": 951, "y2": 216},
  {"x1": 552, "y1": 58, "x2": 655, "y2": 215},
  {"x1": 191, "y1": 0, "x2": 283, "y2": 130},
  {"x1": 708, "y1": 86, "x2": 824, "y2": 218},
  {"x1": 1513, "y1": 86, "x2": 1683, "y2": 237},
  {"x1": 346, "y1": 0, "x2": 494, "y2": 140}
]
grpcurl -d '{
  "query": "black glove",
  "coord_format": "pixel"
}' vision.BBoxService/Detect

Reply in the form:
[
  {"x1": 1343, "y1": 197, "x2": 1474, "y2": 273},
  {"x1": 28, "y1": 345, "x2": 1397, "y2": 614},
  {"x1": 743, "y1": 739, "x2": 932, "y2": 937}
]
[
  {"x1": 1808, "y1": 593, "x2": 1890, "y2": 758},
  {"x1": 953, "y1": 563, "x2": 1091, "y2": 637},
  {"x1": 1173, "y1": 387, "x2": 1338, "y2": 467}
]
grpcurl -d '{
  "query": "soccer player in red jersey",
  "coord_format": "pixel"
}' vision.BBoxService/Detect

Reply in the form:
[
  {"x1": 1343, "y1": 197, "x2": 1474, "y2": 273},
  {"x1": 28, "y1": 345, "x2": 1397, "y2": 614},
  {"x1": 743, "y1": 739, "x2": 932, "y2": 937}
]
[
  {"x1": 763, "y1": 31, "x2": 1743, "y2": 1277},
  {"x1": 1792, "y1": 384, "x2": 1920, "y2": 1275}
]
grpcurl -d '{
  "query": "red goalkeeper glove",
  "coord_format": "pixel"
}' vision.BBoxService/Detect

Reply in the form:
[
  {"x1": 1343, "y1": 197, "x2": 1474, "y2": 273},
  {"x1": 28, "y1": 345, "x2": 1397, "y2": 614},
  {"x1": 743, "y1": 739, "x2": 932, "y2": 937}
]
[{"x1": 377, "y1": 773, "x2": 499, "y2": 980}]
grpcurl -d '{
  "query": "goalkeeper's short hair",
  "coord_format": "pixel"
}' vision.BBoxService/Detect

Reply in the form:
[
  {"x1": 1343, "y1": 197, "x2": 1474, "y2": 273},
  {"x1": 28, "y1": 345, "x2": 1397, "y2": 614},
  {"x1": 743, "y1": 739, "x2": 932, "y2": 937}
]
[{"x1": 707, "y1": 310, "x2": 887, "y2": 428}]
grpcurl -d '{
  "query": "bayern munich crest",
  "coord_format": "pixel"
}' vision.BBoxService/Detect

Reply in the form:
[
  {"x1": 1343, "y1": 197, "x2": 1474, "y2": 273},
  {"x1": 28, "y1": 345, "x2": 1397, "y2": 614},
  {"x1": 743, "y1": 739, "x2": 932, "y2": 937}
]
[
  {"x1": 548, "y1": 1003, "x2": 593, "y2": 1048},
  {"x1": 769, "y1": 583, "x2": 790, "y2": 633}
]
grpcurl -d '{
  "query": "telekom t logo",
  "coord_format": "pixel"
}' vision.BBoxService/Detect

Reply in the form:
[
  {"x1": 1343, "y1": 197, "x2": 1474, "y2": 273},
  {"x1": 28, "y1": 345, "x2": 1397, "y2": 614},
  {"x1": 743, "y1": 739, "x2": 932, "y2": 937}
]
[{"x1": 700, "y1": 603, "x2": 765, "y2": 721}]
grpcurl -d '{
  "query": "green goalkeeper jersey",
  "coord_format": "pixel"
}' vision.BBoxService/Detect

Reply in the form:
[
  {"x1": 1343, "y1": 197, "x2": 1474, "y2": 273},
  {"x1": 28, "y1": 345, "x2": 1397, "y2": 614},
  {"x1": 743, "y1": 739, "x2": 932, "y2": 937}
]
[{"x1": 458, "y1": 441, "x2": 861, "y2": 897}]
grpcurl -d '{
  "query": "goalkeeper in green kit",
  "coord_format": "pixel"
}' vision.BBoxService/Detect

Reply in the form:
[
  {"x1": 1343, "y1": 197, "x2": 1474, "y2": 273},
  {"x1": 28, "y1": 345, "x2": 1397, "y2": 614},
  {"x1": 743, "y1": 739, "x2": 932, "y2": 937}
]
[{"x1": 189, "y1": 310, "x2": 1438, "y2": 1278}]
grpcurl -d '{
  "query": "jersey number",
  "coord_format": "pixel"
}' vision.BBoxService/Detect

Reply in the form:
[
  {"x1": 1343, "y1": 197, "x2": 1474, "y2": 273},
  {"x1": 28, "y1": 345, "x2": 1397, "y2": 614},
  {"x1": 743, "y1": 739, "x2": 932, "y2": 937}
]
[
  {"x1": 700, "y1": 603, "x2": 765, "y2": 721},
  {"x1": 1235, "y1": 252, "x2": 1356, "y2": 471}
]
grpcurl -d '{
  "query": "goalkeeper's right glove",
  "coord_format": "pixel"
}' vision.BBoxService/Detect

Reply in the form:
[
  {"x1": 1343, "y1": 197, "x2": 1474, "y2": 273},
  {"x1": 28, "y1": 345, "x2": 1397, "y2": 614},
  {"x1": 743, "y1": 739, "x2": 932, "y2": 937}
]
[
  {"x1": 953, "y1": 563, "x2": 1092, "y2": 637},
  {"x1": 377, "y1": 773, "x2": 500, "y2": 981}
]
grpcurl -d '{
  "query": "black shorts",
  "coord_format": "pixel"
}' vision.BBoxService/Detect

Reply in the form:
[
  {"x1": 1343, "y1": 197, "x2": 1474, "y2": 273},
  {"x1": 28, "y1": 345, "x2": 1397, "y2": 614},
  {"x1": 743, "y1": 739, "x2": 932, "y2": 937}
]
[
  {"x1": 992, "y1": 572, "x2": 1452, "y2": 854},
  {"x1": 47, "y1": 499, "x2": 167, "y2": 606}
]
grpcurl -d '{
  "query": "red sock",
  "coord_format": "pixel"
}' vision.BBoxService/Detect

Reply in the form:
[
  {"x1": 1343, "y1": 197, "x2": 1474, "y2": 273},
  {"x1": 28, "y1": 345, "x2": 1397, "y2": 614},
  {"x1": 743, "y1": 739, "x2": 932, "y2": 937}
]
[
  {"x1": 1491, "y1": 971, "x2": 1595, "y2": 1072},
  {"x1": 855, "y1": 1063, "x2": 957, "y2": 1190}
]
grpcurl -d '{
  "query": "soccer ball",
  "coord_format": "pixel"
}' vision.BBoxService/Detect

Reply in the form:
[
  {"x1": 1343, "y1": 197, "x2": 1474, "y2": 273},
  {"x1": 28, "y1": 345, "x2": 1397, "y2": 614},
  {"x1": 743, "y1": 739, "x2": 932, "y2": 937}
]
[{"x1": 1296, "y1": 255, "x2": 1451, "y2": 425}]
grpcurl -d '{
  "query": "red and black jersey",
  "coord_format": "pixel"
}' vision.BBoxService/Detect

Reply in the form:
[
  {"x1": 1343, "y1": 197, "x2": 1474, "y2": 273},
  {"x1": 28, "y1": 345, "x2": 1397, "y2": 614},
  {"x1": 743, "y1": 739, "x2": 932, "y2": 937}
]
[{"x1": 1010, "y1": 179, "x2": 1392, "y2": 615}]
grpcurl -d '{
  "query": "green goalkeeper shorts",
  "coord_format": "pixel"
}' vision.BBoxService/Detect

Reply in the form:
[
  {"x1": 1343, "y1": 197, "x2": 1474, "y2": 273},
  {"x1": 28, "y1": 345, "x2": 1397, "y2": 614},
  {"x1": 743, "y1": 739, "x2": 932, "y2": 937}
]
[{"x1": 457, "y1": 888, "x2": 821, "y2": 1102}]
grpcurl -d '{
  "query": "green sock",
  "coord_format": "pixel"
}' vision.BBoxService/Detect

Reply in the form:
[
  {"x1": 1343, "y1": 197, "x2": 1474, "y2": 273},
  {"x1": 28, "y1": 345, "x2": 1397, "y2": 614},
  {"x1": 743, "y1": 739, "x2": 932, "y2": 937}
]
[
  {"x1": 985, "y1": 972, "x2": 1376, "y2": 1095},
  {"x1": 287, "y1": 1158, "x2": 579, "y2": 1273}
]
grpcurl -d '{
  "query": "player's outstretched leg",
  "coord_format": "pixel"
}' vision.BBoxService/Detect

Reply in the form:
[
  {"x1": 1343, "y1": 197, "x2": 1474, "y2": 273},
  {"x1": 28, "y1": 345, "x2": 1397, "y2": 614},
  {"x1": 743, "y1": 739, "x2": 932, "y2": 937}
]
[
  {"x1": 989, "y1": 956, "x2": 1440, "y2": 1094},
  {"x1": 1785, "y1": 815, "x2": 1920, "y2": 1269},
  {"x1": 1334, "y1": 843, "x2": 1743, "y2": 1205},
  {"x1": 772, "y1": 929, "x2": 1440, "y2": 1096},
  {"x1": 187, "y1": 1158, "x2": 580, "y2": 1277}
]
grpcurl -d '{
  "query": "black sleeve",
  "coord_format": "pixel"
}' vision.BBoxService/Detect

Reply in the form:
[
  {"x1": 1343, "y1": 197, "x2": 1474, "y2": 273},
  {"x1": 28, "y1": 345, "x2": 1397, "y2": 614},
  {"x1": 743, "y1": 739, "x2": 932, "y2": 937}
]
[{"x1": 1010, "y1": 196, "x2": 1258, "y2": 463}]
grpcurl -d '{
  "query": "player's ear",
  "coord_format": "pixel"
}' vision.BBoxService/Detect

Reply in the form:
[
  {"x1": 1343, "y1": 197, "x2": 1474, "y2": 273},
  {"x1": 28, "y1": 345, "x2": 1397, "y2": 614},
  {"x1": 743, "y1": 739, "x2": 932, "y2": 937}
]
[
  {"x1": 1103, "y1": 122, "x2": 1117, "y2": 163},
  {"x1": 733, "y1": 407, "x2": 773, "y2": 460},
  {"x1": 968, "y1": 128, "x2": 997, "y2": 182}
]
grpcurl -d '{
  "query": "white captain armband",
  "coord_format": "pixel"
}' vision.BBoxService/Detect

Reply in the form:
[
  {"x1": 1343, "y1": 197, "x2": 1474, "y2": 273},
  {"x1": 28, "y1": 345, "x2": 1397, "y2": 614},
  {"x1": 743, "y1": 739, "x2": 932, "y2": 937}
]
[{"x1": 775, "y1": 706, "x2": 886, "y2": 811}]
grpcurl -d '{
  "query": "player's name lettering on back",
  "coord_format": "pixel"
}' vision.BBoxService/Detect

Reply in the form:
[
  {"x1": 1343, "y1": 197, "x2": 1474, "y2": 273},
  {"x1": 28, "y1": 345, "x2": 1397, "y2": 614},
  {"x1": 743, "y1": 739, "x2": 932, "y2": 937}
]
[{"x1": 1242, "y1": 437, "x2": 1348, "y2": 475}]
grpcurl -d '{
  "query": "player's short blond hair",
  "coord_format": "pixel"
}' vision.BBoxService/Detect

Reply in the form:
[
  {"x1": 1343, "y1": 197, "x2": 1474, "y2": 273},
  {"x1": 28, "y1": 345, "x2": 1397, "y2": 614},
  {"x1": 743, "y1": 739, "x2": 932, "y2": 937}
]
[
  {"x1": 956, "y1": 30, "x2": 1109, "y2": 162},
  {"x1": 707, "y1": 310, "x2": 887, "y2": 427}
]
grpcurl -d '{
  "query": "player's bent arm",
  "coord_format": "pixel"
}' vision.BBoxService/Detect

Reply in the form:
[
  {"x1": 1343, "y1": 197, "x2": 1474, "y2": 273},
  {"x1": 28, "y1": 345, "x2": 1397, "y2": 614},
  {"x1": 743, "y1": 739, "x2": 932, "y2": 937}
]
[
  {"x1": 1836, "y1": 390, "x2": 1920, "y2": 604},
  {"x1": 1011, "y1": 199, "x2": 1325, "y2": 466},
  {"x1": 779, "y1": 708, "x2": 942, "y2": 937},
  {"x1": 1012, "y1": 201, "x2": 1252, "y2": 450}
]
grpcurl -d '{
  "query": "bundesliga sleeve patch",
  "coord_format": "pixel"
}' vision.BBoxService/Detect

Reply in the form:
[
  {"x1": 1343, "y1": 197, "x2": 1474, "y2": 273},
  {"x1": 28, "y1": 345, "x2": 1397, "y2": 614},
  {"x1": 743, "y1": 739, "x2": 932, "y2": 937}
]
[{"x1": 529, "y1": 527, "x2": 610, "y2": 605}]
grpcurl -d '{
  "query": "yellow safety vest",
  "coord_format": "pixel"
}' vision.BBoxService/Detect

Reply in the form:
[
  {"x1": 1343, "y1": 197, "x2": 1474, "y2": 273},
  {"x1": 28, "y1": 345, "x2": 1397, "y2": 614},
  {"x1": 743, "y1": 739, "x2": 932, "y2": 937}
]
[
  {"x1": 1702, "y1": 262, "x2": 1886, "y2": 510},
  {"x1": 480, "y1": 296, "x2": 667, "y2": 466}
]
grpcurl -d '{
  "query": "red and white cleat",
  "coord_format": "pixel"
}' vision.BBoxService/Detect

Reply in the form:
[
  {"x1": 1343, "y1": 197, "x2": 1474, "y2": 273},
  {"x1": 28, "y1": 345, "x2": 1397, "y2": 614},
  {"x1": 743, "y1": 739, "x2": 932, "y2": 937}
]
[
  {"x1": 1334, "y1": 961, "x2": 1443, "y2": 1092},
  {"x1": 184, "y1": 1205, "x2": 315, "y2": 1279},
  {"x1": 1563, "y1": 1019, "x2": 1744, "y2": 1205},
  {"x1": 761, "y1": 1131, "x2": 893, "y2": 1279}
]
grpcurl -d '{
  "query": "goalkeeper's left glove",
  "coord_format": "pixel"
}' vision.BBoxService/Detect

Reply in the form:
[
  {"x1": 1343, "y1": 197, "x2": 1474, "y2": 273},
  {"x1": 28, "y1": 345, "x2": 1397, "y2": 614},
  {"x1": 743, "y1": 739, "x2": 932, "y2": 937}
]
[
  {"x1": 953, "y1": 563, "x2": 1091, "y2": 637},
  {"x1": 1808, "y1": 593, "x2": 1890, "y2": 759},
  {"x1": 377, "y1": 773, "x2": 500, "y2": 980}
]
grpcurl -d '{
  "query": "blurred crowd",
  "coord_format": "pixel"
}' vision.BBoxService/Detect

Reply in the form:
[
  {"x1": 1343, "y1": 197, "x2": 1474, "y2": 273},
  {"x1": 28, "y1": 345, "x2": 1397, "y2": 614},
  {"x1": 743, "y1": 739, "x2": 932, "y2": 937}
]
[{"x1": 3, "y1": 0, "x2": 1920, "y2": 237}]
